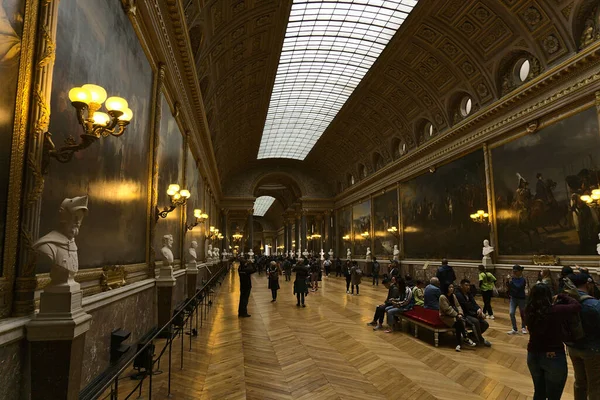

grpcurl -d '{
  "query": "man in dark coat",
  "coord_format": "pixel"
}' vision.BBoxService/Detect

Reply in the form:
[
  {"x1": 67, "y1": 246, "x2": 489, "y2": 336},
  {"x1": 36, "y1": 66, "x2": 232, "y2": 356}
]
[
  {"x1": 436, "y1": 259, "x2": 456, "y2": 288},
  {"x1": 238, "y1": 260, "x2": 256, "y2": 317},
  {"x1": 455, "y1": 278, "x2": 491, "y2": 346}
]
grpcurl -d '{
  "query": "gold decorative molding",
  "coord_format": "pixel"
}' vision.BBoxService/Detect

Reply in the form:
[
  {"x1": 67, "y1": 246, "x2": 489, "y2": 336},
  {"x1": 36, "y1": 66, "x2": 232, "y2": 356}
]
[
  {"x1": 533, "y1": 255, "x2": 560, "y2": 266},
  {"x1": 100, "y1": 266, "x2": 127, "y2": 291}
]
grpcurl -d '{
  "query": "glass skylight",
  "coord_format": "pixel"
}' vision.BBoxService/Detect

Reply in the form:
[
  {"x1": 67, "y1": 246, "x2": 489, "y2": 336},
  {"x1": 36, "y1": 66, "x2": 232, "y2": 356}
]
[
  {"x1": 253, "y1": 196, "x2": 276, "y2": 217},
  {"x1": 258, "y1": 0, "x2": 419, "y2": 160}
]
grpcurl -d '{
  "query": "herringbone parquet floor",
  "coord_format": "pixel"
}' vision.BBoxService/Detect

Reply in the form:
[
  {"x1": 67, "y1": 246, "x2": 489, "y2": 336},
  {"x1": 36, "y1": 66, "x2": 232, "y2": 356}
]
[{"x1": 112, "y1": 267, "x2": 577, "y2": 400}]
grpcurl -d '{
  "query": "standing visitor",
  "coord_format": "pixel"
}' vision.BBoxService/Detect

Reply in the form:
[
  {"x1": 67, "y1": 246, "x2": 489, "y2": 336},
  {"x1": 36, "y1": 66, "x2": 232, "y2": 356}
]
[
  {"x1": 293, "y1": 261, "x2": 309, "y2": 307},
  {"x1": 344, "y1": 260, "x2": 352, "y2": 293},
  {"x1": 283, "y1": 257, "x2": 292, "y2": 282},
  {"x1": 564, "y1": 273, "x2": 600, "y2": 400},
  {"x1": 310, "y1": 259, "x2": 320, "y2": 292},
  {"x1": 335, "y1": 257, "x2": 342, "y2": 277},
  {"x1": 525, "y1": 283, "x2": 581, "y2": 400},
  {"x1": 267, "y1": 261, "x2": 281, "y2": 302},
  {"x1": 372, "y1": 257, "x2": 380, "y2": 286},
  {"x1": 507, "y1": 265, "x2": 528, "y2": 335},
  {"x1": 538, "y1": 268, "x2": 556, "y2": 296},
  {"x1": 439, "y1": 283, "x2": 476, "y2": 352},
  {"x1": 478, "y1": 265, "x2": 496, "y2": 319},
  {"x1": 389, "y1": 260, "x2": 400, "y2": 279},
  {"x1": 238, "y1": 260, "x2": 256, "y2": 318},
  {"x1": 351, "y1": 262, "x2": 362, "y2": 295},
  {"x1": 436, "y1": 259, "x2": 456, "y2": 288},
  {"x1": 323, "y1": 257, "x2": 332, "y2": 277}
]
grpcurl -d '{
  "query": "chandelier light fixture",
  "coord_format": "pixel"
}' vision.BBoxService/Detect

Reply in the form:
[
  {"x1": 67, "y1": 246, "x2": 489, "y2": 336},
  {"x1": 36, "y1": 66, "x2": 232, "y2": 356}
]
[{"x1": 470, "y1": 210, "x2": 489, "y2": 223}]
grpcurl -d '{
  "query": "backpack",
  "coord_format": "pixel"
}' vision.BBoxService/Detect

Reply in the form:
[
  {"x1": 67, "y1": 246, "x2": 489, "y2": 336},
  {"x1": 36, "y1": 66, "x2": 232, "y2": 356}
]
[
  {"x1": 355, "y1": 268, "x2": 363, "y2": 276},
  {"x1": 562, "y1": 294, "x2": 594, "y2": 345}
]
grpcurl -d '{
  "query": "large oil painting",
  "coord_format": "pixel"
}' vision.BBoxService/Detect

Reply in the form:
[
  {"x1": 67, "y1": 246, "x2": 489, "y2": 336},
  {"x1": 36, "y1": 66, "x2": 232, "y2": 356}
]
[
  {"x1": 401, "y1": 151, "x2": 488, "y2": 259},
  {"x1": 40, "y1": 0, "x2": 152, "y2": 268},
  {"x1": 492, "y1": 108, "x2": 600, "y2": 255},
  {"x1": 184, "y1": 147, "x2": 203, "y2": 255},
  {"x1": 337, "y1": 208, "x2": 351, "y2": 257},
  {"x1": 353, "y1": 200, "x2": 371, "y2": 256},
  {"x1": 0, "y1": 0, "x2": 23, "y2": 273},
  {"x1": 154, "y1": 93, "x2": 184, "y2": 260},
  {"x1": 373, "y1": 189, "x2": 399, "y2": 257}
]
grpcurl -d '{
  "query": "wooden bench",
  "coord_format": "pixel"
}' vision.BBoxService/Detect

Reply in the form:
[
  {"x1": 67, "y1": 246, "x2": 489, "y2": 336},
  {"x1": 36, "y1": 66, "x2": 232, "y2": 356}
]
[{"x1": 394, "y1": 306, "x2": 457, "y2": 347}]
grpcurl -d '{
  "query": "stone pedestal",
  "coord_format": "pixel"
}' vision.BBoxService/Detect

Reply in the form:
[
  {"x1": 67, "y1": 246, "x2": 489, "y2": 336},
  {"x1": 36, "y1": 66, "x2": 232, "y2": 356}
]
[
  {"x1": 186, "y1": 262, "x2": 198, "y2": 298},
  {"x1": 157, "y1": 266, "x2": 176, "y2": 329},
  {"x1": 482, "y1": 256, "x2": 492, "y2": 268},
  {"x1": 26, "y1": 283, "x2": 91, "y2": 400}
]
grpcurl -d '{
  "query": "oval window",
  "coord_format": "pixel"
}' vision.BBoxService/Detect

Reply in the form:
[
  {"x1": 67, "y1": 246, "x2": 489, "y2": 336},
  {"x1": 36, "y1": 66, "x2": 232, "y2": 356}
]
[
  {"x1": 517, "y1": 59, "x2": 530, "y2": 82},
  {"x1": 460, "y1": 96, "x2": 473, "y2": 117},
  {"x1": 425, "y1": 122, "x2": 434, "y2": 138}
]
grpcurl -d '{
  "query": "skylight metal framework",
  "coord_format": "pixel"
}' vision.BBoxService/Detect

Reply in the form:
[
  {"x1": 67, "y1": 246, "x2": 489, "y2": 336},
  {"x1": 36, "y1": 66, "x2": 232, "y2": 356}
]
[
  {"x1": 253, "y1": 196, "x2": 276, "y2": 217},
  {"x1": 258, "y1": 0, "x2": 418, "y2": 160}
]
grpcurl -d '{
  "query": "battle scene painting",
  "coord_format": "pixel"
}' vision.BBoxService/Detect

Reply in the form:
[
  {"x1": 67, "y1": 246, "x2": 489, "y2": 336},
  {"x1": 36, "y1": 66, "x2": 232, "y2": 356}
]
[
  {"x1": 353, "y1": 200, "x2": 371, "y2": 256},
  {"x1": 184, "y1": 147, "x2": 203, "y2": 255},
  {"x1": 0, "y1": 0, "x2": 24, "y2": 271},
  {"x1": 401, "y1": 151, "x2": 488, "y2": 259},
  {"x1": 40, "y1": 0, "x2": 152, "y2": 268},
  {"x1": 373, "y1": 189, "x2": 399, "y2": 257},
  {"x1": 154, "y1": 93, "x2": 184, "y2": 261},
  {"x1": 492, "y1": 108, "x2": 600, "y2": 255},
  {"x1": 337, "y1": 208, "x2": 351, "y2": 258}
]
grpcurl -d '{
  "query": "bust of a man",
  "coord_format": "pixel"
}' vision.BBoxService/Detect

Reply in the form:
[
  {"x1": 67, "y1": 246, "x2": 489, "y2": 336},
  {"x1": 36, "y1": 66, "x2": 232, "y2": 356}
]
[
  {"x1": 597, "y1": 233, "x2": 600, "y2": 255},
  {"x1": 207, "y1": 244, "x2": 213, "y2": 259},
  {"x1": 33, "y1": 196, "x2": 88, "y2": 289},
  {"x1": 320, "y1": 249, "x2": 325, "y2": 260},
  {"x1": 393, "y1": 245, "x2": 400, "y2": 261},
  {"x1": 161, "y1": 234, "x2": 174, "y2": 266},
  {"x1": 346, "y1": 248, "x2": 351, "y2": 260},
  {"x1": 248, "y1": 248, "x2": 254, "y2": 260},
  {"x1": 303, "y1": 248, "x2": 309, "y2": 257},
  {"x1": 482, "y1": 239, "x2": 494, "y2": 257},
  {"x1": 188, "y1": 240, "x2": 198, "y2": 263},
  {"x1": 329, "y1": 248, "x2": 334, "y2": 259},
  {"x1": 214, "y1": 247, "x2": 220, "y2": 259},
  {"x1": 366, "y1": 247, "x2": 372, "y2": 260}
]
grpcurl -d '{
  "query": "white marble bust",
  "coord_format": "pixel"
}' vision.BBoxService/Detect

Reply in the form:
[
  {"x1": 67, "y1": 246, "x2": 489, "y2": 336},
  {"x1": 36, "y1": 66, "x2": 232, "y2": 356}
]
[
  {"x1": 482, "y1": 239, "x2": 494, "y2": 257},
  {"x1": 597, "y1": 233, "x2": 600, "y2": 255},
  {"x1": 346, "y1": 248, "x2": 351, "y2": 260},
  {"x1": 366, "y1": 247, "x2": 372, "y2": 260},
  {"x1": 393, "y1": 245, "x2": 400, "y2": 261},
  {"x1": 320, "y1": 248, "x2": 325, "y2": 260},
  {"x1": 33, "y1": 196, "x2": 88, "y2": 291},
  {"x1": 248, "y1": 248, "x2": 254, "y2": 260},
  {"x1": 303, "y1": 248, "x2": 309, "y2": 258},
  {"x1": 207, "y1": 244, "x2": 213, "y2": 259},
  {"x1": 329, "y1": 249, "x2": 334, "y2": 259},
  {"x1": 161, "y1": 234, "x2": 174, "y2": 266},
  {"x1": 214, "y1": 247, "x2": 220, "y2": 259},
  {"x1": 188, "y1": 240, "x2": 198, "y2": 263}
]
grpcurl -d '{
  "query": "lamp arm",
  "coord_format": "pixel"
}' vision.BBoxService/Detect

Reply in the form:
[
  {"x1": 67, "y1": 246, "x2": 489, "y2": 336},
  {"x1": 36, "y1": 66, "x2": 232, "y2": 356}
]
[
  {"x1": 155, "y1": 204, "x2": 176, "y2": 222},
  {"x1": 42, "y1": 131, "x2": 98, "y2": 172}
]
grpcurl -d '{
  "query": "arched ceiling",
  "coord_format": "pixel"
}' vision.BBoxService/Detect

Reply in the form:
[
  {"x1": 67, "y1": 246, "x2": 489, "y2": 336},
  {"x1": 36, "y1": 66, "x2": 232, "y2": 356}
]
[{"x1": 189, "y1": 0, "x2": 589, "y2": 189}]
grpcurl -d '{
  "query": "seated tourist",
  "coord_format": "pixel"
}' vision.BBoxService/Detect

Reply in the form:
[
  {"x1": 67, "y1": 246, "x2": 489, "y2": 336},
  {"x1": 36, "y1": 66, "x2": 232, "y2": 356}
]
[
  {"x1": 455, "y1": 279, "x2": 491, "y2": 346},
  {"x1": 440, "y1": 283, "x2": 476, "y2": 352},
  {"x1": 367, "y1": 276, "x2": 399, "y2": 331},
  {"x1": 423, "y1": 277, "x2": 441, "y2": 310},
  {"x1": 412, "y1": 280, "x2": 425, "y2": 306},
  {"x1": 385, "y1": 277, "x2": 414, "y2": 333}
]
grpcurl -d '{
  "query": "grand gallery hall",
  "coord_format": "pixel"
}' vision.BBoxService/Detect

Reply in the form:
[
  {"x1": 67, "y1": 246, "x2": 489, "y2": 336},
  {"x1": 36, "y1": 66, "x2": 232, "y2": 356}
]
[{"x1": 2, "y1": 0, "x2": 600, "y2": 399}]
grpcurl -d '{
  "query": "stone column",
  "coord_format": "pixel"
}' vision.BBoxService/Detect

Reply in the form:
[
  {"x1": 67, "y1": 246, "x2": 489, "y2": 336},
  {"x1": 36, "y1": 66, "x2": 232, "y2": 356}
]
[
  {"x1": 247, "y1": 210, "x2": 254, "y2": 252},
  {"x1": 301, "y1": 212, "x2": 307, "y2": 255},
  {"x1": 294, "y1": 214, "x2": 301, "y2": 256}
]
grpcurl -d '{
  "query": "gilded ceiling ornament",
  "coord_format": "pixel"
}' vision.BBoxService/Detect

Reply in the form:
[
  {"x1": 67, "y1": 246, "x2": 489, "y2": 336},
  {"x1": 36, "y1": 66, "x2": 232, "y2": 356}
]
[
  {"x1": 474, "y1": 7, "x2": 490, "y2": 23},
  {"x1": 460, "y1": 21, "x2": 475, "y2": 35},
  {"x1": 477, "y1": 83, "x2": 489, "y2": 97},
  {"x1": 442, "y1": 42, "x2": 458, "y2": 58},
  {"x1": 461, "y1": 61, "x2": 475, "y2": 76},
  {"x1": 542, "y1": 34, "x2": 560, "y2": 54},
  {"x1": 520, "y1": 7, "x2": 542, "y2": 29}
]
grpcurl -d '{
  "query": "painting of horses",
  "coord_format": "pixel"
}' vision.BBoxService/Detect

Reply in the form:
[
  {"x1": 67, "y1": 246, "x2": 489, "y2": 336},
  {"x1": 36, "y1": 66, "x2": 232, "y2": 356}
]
[
  {"x1": 401, "y1": 150, "x2": 488, "y2": 259},
  {"x1": 492, "y1": 107, "x2": 600, "y2": 255}
]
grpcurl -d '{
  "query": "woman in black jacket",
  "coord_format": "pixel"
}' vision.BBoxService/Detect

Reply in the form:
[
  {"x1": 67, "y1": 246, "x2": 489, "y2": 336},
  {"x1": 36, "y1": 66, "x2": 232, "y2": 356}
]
[{"x1": 293, "y1": 262, "x2": 309, "y2": 307}]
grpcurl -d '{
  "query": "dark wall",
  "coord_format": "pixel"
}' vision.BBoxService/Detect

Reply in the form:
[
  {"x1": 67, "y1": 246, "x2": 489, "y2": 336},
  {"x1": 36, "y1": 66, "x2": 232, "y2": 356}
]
[
  {"x1": 493, "y1": 107, "x2": 600, "y2": 255},
  {"x1": 401, "y1": 150, "x2": 489, "y2": 259},
  {"x1": 41, "y1": 0, "x2": 153, "y2": 268},
  {"x1": 154, "y1": 94, "x2": 184, "y2": 261},
  {"x1": 0, "y1": 0, "x2": 25, "y2": 273}
]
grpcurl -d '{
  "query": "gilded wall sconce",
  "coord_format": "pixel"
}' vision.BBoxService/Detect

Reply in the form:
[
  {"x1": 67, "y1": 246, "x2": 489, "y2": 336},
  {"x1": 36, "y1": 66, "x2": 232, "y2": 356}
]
[
  {"x1": 42, "y1": 84, "x2": 133, "y2": 173},
  {"x1": 186, "y1": 209, "x2": 208, "y2": 231},
  {"x1": 470, "y1": 210, "x2": 489, "y2": 223},
  {"x1": 155, "y1": 184, "x2": 190, "y2": 222}
]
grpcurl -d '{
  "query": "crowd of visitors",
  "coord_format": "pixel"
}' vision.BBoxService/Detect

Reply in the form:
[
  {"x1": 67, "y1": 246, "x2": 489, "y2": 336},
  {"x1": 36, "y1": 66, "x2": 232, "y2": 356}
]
[{"x1": 234, "y1": 253, "x2": 600, "y2": 399}]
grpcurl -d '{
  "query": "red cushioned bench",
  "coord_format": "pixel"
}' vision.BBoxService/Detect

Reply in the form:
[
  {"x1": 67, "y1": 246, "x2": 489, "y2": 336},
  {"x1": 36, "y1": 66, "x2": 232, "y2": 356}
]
[{"x1": 395, "y1": 306, "x2": 454, "y2": 347}]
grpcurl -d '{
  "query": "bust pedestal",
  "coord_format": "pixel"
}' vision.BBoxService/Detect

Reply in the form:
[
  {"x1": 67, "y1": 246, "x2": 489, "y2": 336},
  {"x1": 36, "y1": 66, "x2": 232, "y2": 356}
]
[
  {"x1": 482, "y1": 256, "x2": 492, "y2": 267},
  {"x1": 26, "y1": 280, "x2": 91, "y2": 400},
  {"x1": 186, "y1": 261, "x2": 199, "y2": 301},
  {"x1": 157, "y1": 264, "x2": 176, "y2": 334}
]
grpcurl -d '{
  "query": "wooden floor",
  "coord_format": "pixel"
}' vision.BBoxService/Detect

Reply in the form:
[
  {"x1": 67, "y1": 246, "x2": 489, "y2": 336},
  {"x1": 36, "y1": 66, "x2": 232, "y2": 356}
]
[{"x1": 115, "y1": 268, "x2": 576, "y2": 400}]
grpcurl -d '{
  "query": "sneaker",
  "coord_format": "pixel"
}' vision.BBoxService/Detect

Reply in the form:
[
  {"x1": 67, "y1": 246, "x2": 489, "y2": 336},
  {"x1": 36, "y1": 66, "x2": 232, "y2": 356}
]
[
  {"x1": 465, "y1": 338, "x2": 476, "y2": 347},
  {"x1": 302, "y1": 304, "x2": 306, "y2": 308},
  {"x1": 488, "y1": 315, "x2": 495, "y2": 320},
  {"x1": 507, "y1": 329, "x2": 518, "y2": 335},
  {"x1": 346, "y1": 291, "x2": 350, "y2": 294},
  {"x1": 455, "y1": 345, "x2": 461, "y2": 352},
  {"x1": 367, "y1": 321, "x2": 377, "y2": 326},
  {"x1": 522, "y1": 328, "x2": 528, "y2": 335},
  {"x1": 483, "y1": 340, "x2": 492, "y2": 347},
  {"x1": 373, "y1": 325, "x2": 383, "y2": 331}
]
